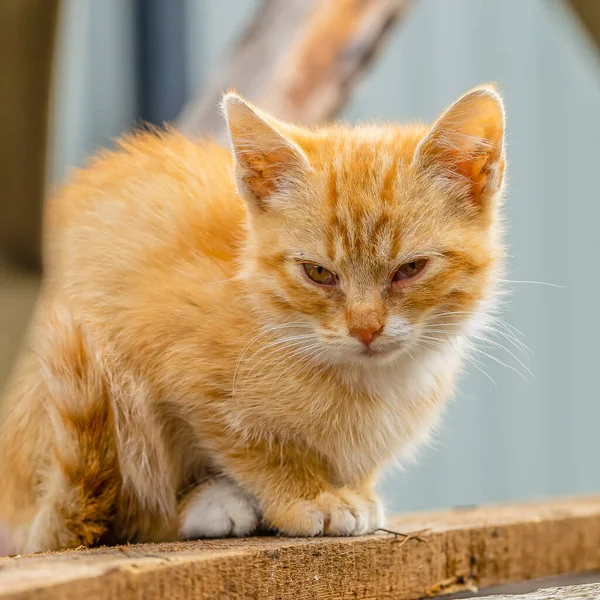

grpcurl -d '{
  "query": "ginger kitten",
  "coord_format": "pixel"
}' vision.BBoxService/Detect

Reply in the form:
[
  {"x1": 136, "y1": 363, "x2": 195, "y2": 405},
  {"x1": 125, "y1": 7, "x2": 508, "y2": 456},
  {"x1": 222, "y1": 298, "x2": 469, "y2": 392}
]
[{"x1": 0, "y1": 85, "x2": 505, "y2": 553}]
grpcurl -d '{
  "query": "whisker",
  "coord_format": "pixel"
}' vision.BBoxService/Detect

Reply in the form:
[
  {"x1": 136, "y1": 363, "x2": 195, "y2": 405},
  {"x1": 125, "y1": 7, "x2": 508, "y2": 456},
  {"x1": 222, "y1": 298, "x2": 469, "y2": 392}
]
[
  {"x1": 243, "y1": 334, "x2": 315, "y2": 360},
  {"x1": 420, "y1": 311, "x2": 530, "y2": 350},
  {"x1": 196, "y1": 272, "x2": 252, "y2": 287},
  {"x1": 244, "y1": 340, "x2": 320, "y2": 385},
  {"x1": 232, "y1": 322, "x2": 314, "y2": 396},
  {"x1": 422, "y1": 324, "x2": 532, "y2": 361},
  {"x1": 470, "y1": 336, "x2": 533, "y2": 377},
  {"x1": 463, "y1": 355, "x2": 498, "y2": 387},
  {"x1": 266, "y1": 345, "x2": 329, "y2": 399},
  {"x1": 479, "y1": 325, "x2": 532, "y2": 357},
  {"x1": 495, "y1": 318, "x2": 527, "y2": 340},
  {"x1": 470, "y1": 347, "x2": 528, "y2": 380},
  {"x1": 412, "y1": 340, "x2": 497, "y2": 387},
  {"x1": 500, "y1": 279, "x2": 565, "y2": 289}
]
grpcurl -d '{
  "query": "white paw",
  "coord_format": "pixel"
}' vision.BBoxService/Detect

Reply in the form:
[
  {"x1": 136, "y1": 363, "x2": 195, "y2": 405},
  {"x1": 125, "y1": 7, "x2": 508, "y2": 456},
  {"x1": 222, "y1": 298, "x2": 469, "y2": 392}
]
[{"x1": 179, "y1": 478, "x2": 259, "y2": 539}]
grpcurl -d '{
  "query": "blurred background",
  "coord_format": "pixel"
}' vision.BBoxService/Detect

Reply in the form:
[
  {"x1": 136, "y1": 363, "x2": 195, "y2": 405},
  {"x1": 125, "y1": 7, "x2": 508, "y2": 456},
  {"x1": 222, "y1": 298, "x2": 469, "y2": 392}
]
[{"x1": 1, "y1": 0, "x2": 599, "y2": 515}]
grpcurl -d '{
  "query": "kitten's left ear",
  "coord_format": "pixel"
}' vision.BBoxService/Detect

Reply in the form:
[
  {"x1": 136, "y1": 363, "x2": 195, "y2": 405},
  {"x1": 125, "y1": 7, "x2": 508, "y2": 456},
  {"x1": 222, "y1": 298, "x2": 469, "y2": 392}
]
[
  {"x1": 412, "y1": 85, "x2": 505, "y2": 208},
  {"x1": 222, "y1": 93, "x2": 310, "y2": 211}
]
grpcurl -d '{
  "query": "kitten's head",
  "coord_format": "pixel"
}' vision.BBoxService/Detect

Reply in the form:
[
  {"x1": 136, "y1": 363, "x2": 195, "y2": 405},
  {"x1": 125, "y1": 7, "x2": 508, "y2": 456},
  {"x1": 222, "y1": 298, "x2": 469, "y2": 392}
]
[{"x1": 223, "y1": 86, "x2": 505, "y2": 366}]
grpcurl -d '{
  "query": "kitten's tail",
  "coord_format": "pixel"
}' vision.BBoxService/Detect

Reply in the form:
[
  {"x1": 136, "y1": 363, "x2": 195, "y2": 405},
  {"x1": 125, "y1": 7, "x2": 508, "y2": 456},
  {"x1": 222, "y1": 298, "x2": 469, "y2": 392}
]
[{"x1": 26, "y1": 305, "x2": 121, "y2": 552}]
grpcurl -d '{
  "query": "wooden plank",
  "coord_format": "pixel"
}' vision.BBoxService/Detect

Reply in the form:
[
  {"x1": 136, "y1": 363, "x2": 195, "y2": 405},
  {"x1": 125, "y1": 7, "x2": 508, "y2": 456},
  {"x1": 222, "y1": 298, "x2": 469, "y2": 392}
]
[
  {"x1": 0, "y1": 497, "x2": 599, "y2": 600},
  {"x1": 435, "y1": 573, "x2": 600, "y2": 599},
  {"x1": 471, "y1": 584, "x2": 600, "y2": 600},
  {"x1": 177, "y1": 0, "x2": 414, "y2": 141}
]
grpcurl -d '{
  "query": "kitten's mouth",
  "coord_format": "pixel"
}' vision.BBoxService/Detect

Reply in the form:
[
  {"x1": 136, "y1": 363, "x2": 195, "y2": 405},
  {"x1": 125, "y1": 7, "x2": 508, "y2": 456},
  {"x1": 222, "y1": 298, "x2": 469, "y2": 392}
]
[
  {"x1": 359, "y1": 346, "x2": 389, "y2": 358},
  {"x1": 356, "y1": 342, "x2": 409, "y2": 360}
]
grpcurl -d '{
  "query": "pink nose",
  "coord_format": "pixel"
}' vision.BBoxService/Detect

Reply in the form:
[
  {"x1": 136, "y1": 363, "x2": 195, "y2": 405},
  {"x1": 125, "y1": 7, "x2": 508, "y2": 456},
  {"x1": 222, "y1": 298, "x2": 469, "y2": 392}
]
[{"x1": 349, "y1": 325, "x2": 383, "y2": 346}]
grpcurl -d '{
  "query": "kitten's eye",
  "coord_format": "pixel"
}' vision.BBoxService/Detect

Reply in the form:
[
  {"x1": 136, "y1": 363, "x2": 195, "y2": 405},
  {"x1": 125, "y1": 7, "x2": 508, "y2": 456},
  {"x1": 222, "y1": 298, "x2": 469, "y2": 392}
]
[
  {"x1": 392, "y1": 258, "x2": 428, "y2": 283},
  {"x1": 302, "y1": 263, "x2": 336, "y2": 286}
]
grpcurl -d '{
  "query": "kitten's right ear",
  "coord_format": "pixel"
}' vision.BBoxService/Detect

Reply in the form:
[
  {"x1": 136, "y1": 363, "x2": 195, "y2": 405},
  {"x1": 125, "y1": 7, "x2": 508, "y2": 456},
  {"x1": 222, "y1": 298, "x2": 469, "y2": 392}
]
[{"x1": 222, "y1": 93, "x2": 310, "y2": 211}]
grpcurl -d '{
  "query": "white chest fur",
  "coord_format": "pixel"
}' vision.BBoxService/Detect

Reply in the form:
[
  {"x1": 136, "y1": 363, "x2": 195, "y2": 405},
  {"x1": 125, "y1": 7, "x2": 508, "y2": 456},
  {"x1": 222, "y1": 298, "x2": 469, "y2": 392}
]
[{"x1": 318, "y1": 344, "x2": 463, "y2": 485}]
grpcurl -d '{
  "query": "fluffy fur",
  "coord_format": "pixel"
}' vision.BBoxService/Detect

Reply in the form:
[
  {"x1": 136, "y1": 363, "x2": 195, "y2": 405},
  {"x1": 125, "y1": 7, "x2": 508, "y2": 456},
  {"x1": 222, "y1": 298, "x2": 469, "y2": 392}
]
[{"x1": 0, "y1": 85, "x2": 506, "y2": 552}]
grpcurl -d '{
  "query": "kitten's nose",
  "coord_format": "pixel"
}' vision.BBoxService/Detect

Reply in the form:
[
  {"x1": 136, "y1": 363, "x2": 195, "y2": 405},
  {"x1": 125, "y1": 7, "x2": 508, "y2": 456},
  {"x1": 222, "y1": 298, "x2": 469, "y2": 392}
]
[{"x1": 350, "y1": 324, "x2": 383, "y2": 346}]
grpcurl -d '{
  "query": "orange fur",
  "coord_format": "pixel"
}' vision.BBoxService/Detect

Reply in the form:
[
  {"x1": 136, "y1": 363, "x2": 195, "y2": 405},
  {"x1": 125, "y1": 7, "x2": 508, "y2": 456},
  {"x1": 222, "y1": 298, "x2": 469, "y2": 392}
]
[{"x1": 0, "y1": 85, "x2": 506, "y2": 551}]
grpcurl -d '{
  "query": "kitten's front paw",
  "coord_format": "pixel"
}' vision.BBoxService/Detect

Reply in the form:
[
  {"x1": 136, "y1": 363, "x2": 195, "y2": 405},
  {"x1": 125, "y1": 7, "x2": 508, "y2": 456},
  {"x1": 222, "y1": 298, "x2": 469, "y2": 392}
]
[
  {"x1": 179, "y1": 478, "x2": 259, "y2": 539},
  {"x1": 267, "y1": 488, "x2": 384, "y2": 537}
]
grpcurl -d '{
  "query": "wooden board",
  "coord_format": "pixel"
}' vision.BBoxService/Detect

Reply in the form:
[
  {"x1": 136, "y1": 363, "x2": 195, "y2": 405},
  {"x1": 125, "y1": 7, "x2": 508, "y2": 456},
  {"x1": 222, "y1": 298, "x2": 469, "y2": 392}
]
[
  {"x1": 568, "y1": 0, "x2": 600, "y2": 53},
  {"x1": 435, "y1": 572, "x2": 600, "y2": 599},
  {"x1": 1, "y1": 496, "x2": 599, "y2": 600},
  {"x1": 471, "y1": 584, "x2": 600, "y2": 600}
]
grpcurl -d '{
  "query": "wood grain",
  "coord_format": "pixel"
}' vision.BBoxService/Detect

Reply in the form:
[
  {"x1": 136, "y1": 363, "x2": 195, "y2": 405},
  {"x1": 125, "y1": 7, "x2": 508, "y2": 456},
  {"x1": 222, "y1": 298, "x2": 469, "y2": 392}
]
[
  {"x1": 1, "y1": 496, "x2": 599, "y2": 600},
  {"x1": 177, "y1": 0, "x2": 414, "y2": 141}
]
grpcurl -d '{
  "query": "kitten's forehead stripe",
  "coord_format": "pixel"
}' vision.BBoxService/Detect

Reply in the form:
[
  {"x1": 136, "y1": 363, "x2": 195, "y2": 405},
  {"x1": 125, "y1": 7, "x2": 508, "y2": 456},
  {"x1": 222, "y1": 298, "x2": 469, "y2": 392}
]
[
  {"x1": 380, "y1": 156, "x2": 398, "y2": 205},
  {"x1": 326, "y1": 166, "x2": 339, "y2": 261},
  {"x1": 327, "y1": 166, "x2": 338, "y2": 210},
  {"x1": 370, "y1": 212, "x2": 392, "y2": 260},
  {"x1": 322, "y1": 145, "x2": 403, "y2": 265}
]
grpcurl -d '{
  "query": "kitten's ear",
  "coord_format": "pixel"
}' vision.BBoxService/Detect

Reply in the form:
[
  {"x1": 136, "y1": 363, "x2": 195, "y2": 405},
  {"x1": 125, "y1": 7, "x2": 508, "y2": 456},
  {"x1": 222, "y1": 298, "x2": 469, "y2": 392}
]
[
  {"x1": 412, "y1": 85, "x2": 505, "y2": 208},
  {"x1": 222, "y1": 93, "x2": 310, "y2": 210}
]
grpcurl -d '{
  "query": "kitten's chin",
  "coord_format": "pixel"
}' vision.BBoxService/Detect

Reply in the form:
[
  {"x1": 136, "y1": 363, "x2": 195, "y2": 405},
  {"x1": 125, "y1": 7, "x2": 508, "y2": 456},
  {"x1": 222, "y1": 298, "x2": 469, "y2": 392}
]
[{"x1": 346, "y1": 344, "x2": 408, "y2": 366}]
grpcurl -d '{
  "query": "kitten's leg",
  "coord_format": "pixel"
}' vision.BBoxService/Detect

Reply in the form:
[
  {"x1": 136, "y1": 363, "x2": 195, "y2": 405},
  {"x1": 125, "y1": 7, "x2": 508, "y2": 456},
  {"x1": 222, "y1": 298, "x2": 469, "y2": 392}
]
[
  {"x1": 178, "y1": 477, "x2": 259, "y2": 539},
  {"x1": 217, "y1": 440, "x2": 384, "y2": 537}
]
